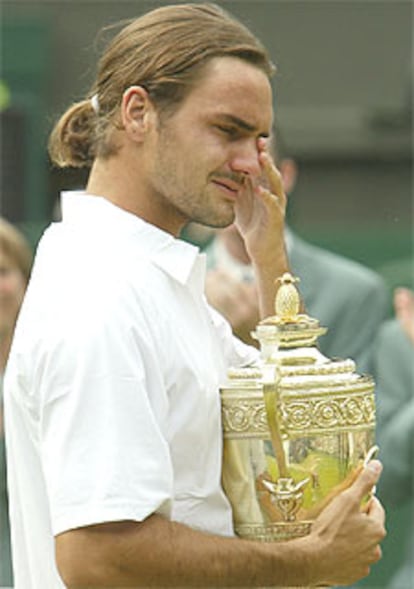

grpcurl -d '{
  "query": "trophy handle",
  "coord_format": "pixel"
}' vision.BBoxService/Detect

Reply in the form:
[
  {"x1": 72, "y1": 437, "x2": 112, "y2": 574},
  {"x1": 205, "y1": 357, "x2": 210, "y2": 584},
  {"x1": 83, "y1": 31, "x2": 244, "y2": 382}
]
[{"x1": 263, "y1": 379, "x2": 288, "y2": 478}]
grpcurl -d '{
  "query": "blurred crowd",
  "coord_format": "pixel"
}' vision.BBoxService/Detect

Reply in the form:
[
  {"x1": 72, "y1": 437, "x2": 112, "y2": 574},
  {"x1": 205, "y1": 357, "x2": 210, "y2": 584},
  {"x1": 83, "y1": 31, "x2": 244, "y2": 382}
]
[{"x1": 0, "y1": 218, "x2": 32, "y2": 586}]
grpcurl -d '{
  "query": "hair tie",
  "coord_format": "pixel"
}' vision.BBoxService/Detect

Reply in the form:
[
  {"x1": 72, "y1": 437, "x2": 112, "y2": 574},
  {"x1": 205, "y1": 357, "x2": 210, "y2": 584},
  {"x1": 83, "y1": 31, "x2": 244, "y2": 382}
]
[{"x1": 90, "y1": 94, "x2": 99, "y2": 114}]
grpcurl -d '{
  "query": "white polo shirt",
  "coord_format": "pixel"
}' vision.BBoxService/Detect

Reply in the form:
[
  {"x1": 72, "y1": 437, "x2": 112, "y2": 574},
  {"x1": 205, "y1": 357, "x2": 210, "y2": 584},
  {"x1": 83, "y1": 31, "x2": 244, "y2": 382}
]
[{"x1": 4, "y1": 192, "x2": 258, "y2": 589}]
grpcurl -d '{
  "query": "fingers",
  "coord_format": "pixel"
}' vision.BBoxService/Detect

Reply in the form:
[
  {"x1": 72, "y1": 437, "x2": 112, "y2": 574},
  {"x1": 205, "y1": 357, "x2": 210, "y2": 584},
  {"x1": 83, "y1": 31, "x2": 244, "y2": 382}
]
[
  {"x1": 259, "y1": 151, "x2": 282, "y2": 189},
  {"x1": 365, "y1": 496, "x2": 386, "y2": 527},
  {"x1": 255, "y1": 184, "x2": 285, "y2": 213},
  {"x1": 255, "y1": 139, "x2": 287, "y2": 207},
  {"x1": 259, "y1": 153, "x2": 285, "y2": 201},
  {"x1": 347, "y1": 460, "x2": 383, "y2": 502},
  {"x1": 254, "y1": 157, "x2": 286, "y2": 214}
]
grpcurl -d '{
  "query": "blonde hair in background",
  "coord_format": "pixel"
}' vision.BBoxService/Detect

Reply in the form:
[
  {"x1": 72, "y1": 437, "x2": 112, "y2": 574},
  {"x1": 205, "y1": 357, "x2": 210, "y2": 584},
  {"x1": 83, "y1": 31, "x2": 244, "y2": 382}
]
[
  {"x1": 0, "y1": 218, "x2": 33, "y2": 285},
  {"x1": 48, "y1": 2, "x2": 275, "y2": 169}
]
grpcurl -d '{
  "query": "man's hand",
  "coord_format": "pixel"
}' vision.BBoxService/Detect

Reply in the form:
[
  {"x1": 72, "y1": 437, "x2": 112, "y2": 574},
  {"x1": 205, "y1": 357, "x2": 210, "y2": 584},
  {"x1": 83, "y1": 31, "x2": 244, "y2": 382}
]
[
  {"x1": 232, "y1": 138, "x2": 290, "y2": 319},
  {"x1": 234, "y1": 138, "x2": 287, "y2": 267},
  {"x1": 307, "y1": 460, "x2": 386, "y2": 586}
]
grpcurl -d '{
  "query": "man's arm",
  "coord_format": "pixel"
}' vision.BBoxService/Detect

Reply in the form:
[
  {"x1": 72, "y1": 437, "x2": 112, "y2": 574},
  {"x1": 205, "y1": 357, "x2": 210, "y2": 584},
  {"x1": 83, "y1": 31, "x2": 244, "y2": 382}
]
[
  {"x1": 56, "y1": 461, "x2": 385, "y2": 588},
  {"x1": 234, "y1": 140, "x2": 290, "y2": 320}
]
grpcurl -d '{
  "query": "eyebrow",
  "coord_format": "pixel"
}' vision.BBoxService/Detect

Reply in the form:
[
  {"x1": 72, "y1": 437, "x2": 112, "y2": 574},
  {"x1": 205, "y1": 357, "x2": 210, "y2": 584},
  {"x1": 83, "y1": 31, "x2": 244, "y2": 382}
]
[{"x1": 215, "y1": 113, "x2": 270, "y2": 137}]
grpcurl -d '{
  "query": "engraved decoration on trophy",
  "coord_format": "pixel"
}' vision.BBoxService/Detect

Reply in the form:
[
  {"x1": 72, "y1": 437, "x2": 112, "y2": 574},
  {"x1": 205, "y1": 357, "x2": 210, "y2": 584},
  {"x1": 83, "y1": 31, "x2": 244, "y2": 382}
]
[{"x1": 220, "y1": 272, "x2": 377, "y2": 546}]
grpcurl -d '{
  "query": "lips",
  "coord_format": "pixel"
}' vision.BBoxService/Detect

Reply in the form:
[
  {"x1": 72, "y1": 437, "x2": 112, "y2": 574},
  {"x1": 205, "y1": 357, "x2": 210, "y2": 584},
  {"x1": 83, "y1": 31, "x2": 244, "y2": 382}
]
[{"x1": 212, "y1": 177, "x2": 243, "y2": 195}]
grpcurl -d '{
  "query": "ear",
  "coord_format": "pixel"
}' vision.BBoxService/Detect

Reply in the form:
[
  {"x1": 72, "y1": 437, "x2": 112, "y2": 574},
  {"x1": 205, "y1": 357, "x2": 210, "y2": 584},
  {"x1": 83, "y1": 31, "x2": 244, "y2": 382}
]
[
  {"x1": 121, "y1": 85, "x2": 154, "y2": 142},
  {"x1": 279, "y1": 158, "x2": 298, "y2": 195}
]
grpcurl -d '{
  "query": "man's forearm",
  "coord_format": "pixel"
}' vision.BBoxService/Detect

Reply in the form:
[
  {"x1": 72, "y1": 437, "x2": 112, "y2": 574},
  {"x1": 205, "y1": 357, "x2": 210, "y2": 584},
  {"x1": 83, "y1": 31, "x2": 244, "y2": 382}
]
[
  {"x1": 57, "y1": 462, "x2": 385, "y2": 588},
  {"x1": 252, "y1": 248, "x2": 290, "y2": 320},
  {"x1": 56, "y1": 513, "x2": 313, "y2": 588}
]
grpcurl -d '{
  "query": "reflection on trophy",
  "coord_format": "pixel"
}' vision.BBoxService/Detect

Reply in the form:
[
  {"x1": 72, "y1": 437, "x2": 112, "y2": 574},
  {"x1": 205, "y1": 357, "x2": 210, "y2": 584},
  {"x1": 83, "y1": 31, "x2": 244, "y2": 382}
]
[{"x1": 221, "y1": 273, "x2": 377, "y2": 551}]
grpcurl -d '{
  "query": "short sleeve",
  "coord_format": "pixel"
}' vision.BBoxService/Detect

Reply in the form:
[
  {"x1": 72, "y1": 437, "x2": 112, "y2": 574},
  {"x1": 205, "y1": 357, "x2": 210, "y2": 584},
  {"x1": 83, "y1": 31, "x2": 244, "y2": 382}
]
[{"x1": 38, "y1": 294, "x2": 173, "y2": 536}]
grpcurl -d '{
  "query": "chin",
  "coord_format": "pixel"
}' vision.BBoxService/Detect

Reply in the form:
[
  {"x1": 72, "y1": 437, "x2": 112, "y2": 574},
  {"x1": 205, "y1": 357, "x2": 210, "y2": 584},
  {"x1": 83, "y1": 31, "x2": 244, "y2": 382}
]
[
  {"x1": 200, "y1": 218, "x2": 234, "y2": 230},
  {"x1": 198, "y1": 208, "x2": 235, "y2": 229}
]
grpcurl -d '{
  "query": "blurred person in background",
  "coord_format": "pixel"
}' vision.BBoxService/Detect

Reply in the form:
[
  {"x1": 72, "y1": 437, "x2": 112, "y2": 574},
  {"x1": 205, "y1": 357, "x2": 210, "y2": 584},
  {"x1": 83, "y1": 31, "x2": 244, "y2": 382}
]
[
  {"x1": 372, "y1": 286, "x2": 414, "y2": 589},
  {"x1": 205, "y1": 130, "x2": 389, "y2": 369},
  {"x1": 0, "y1": 217, "x2": 32, "y2": 587}
]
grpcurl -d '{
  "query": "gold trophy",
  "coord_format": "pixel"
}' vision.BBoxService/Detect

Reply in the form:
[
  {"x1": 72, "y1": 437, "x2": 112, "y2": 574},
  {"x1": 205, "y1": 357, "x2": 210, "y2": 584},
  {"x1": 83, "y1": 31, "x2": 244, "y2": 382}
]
[{"x1": 221, "y1": 273, "x2": 377, "y2": 548}]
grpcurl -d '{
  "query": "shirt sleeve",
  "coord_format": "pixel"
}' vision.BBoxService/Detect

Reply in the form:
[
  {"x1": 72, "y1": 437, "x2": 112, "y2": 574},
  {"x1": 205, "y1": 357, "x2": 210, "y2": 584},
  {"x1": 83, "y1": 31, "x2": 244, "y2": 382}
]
[{"x1": 38, "y1": 294, "x2": 173, "y2": 536}]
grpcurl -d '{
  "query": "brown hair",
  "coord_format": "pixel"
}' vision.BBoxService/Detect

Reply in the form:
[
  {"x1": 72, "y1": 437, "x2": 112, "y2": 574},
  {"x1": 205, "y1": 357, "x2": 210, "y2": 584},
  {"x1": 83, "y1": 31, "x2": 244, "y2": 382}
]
[
  {"x1": 0, "y1": 218, "x2": 33, "y2": 284},
  {"x1": 48, "y1": 3, "x2": 275, "y2": 169}
]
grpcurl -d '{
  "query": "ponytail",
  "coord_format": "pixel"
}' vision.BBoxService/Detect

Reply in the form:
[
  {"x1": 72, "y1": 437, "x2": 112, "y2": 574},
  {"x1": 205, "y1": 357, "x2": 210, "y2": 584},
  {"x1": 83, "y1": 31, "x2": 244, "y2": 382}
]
[{"x1": 48, "y1": 99, "x2": 97, "y2": 168}]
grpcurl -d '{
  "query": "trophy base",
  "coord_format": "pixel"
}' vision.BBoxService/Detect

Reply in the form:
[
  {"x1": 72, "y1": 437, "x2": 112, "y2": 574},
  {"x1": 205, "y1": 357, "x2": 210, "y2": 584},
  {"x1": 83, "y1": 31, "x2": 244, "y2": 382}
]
[{"x1": 235, "y1": 521, "x2": 312, "y2": 542}]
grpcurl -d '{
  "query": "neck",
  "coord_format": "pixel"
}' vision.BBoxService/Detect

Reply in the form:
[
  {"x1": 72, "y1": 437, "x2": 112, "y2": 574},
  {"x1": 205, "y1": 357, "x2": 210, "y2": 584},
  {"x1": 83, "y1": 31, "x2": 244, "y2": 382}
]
[{"x1": 87, "y1": 156, "x2": 186, "y2": 238}]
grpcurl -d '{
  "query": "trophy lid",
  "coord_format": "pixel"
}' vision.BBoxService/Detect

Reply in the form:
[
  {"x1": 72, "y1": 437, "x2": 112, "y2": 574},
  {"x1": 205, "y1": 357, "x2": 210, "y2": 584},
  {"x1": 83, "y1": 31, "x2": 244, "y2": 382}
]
[
  {"x1": 252, "y1": 272, "x2": 327, "y2": 350},
  {"x1": 225, "y1": 271, "x2": 374, "y2": 390}
]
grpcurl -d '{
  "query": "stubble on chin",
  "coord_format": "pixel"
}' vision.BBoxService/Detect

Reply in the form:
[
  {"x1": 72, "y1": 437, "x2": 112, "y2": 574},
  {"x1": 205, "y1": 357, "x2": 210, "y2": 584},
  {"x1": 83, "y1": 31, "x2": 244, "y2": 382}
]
[{"x1": 191, "y1": 198, "x2": 236, "y2": 230}]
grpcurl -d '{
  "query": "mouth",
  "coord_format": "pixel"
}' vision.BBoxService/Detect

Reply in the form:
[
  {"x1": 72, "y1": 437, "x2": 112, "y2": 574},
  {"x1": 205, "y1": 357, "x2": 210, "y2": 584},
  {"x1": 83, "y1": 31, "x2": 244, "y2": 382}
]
[{"x1": 211, "y1": 178, "x2": 243, "y2": 198}]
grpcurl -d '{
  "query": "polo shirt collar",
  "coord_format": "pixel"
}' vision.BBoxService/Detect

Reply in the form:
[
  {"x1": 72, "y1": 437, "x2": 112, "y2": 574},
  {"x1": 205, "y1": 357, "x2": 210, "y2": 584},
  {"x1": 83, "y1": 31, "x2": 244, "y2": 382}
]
[{"x1": 60, "y1": 191, "x2": 204, "y2": 288}]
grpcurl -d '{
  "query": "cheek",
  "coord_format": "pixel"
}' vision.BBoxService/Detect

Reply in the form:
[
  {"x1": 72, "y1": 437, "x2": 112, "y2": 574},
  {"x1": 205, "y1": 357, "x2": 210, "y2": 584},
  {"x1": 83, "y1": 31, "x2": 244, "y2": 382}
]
[
  {"x1": 155, "y1": 133, "x2": 222, "y2": 195},
  {"x1": 182, "y1": 145, "x2": 219, "y2": 184}
]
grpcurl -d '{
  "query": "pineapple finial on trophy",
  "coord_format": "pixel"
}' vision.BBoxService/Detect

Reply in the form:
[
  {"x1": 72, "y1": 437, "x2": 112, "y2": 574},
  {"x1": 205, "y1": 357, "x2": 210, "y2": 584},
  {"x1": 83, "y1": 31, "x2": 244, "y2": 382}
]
[
  {"x1": 253, "y1": 271, "x2": 326, "y2": 351},
  {"x1": 275, "y1": 272, "x2": 301, "y2": 321}
]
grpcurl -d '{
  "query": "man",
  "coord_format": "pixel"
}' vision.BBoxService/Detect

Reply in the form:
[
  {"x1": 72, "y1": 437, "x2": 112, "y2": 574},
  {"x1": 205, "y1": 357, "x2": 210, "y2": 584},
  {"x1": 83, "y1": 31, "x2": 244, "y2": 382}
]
[
  {"x1": 205, "y1": 133, "x2": 388, "y2": 369},
  {"x1": 372, "y1": 287, "x2": 414, "y2": 589},
  {"x1": 4, "y1": 4, "x2": 385, "y2": 588}
]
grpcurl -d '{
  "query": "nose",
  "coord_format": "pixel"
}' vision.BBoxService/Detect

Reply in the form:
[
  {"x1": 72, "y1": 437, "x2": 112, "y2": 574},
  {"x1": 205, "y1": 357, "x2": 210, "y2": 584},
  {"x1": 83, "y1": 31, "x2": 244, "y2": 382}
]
[{"x1": 229, "y1": 139, "x2": 261, "y2": 178}]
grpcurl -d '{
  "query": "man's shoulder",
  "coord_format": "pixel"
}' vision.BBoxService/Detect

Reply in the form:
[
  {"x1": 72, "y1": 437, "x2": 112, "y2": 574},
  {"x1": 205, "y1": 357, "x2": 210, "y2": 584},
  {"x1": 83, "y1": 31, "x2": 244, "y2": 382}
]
[{"x1": 21, "y1": 224, "x2": 166, "y2": 341}]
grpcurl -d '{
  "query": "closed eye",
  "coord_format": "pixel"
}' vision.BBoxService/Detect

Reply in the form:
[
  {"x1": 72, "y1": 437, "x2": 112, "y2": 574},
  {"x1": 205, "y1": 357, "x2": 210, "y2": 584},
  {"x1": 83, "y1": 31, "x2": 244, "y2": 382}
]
[{"x1": 216, "y1": 125, "x2": 241, "y2": 139}]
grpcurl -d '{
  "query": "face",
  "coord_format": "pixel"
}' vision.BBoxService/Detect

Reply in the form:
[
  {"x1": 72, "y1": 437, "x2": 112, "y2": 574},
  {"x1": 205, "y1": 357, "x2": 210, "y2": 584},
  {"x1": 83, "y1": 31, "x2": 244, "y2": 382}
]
[
  {"x1": 0, "y1": 249, "x2": 26, "y2": 337},
  {"x1": 147, "y1": 57, "x2": 273, "y2": 232}
]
